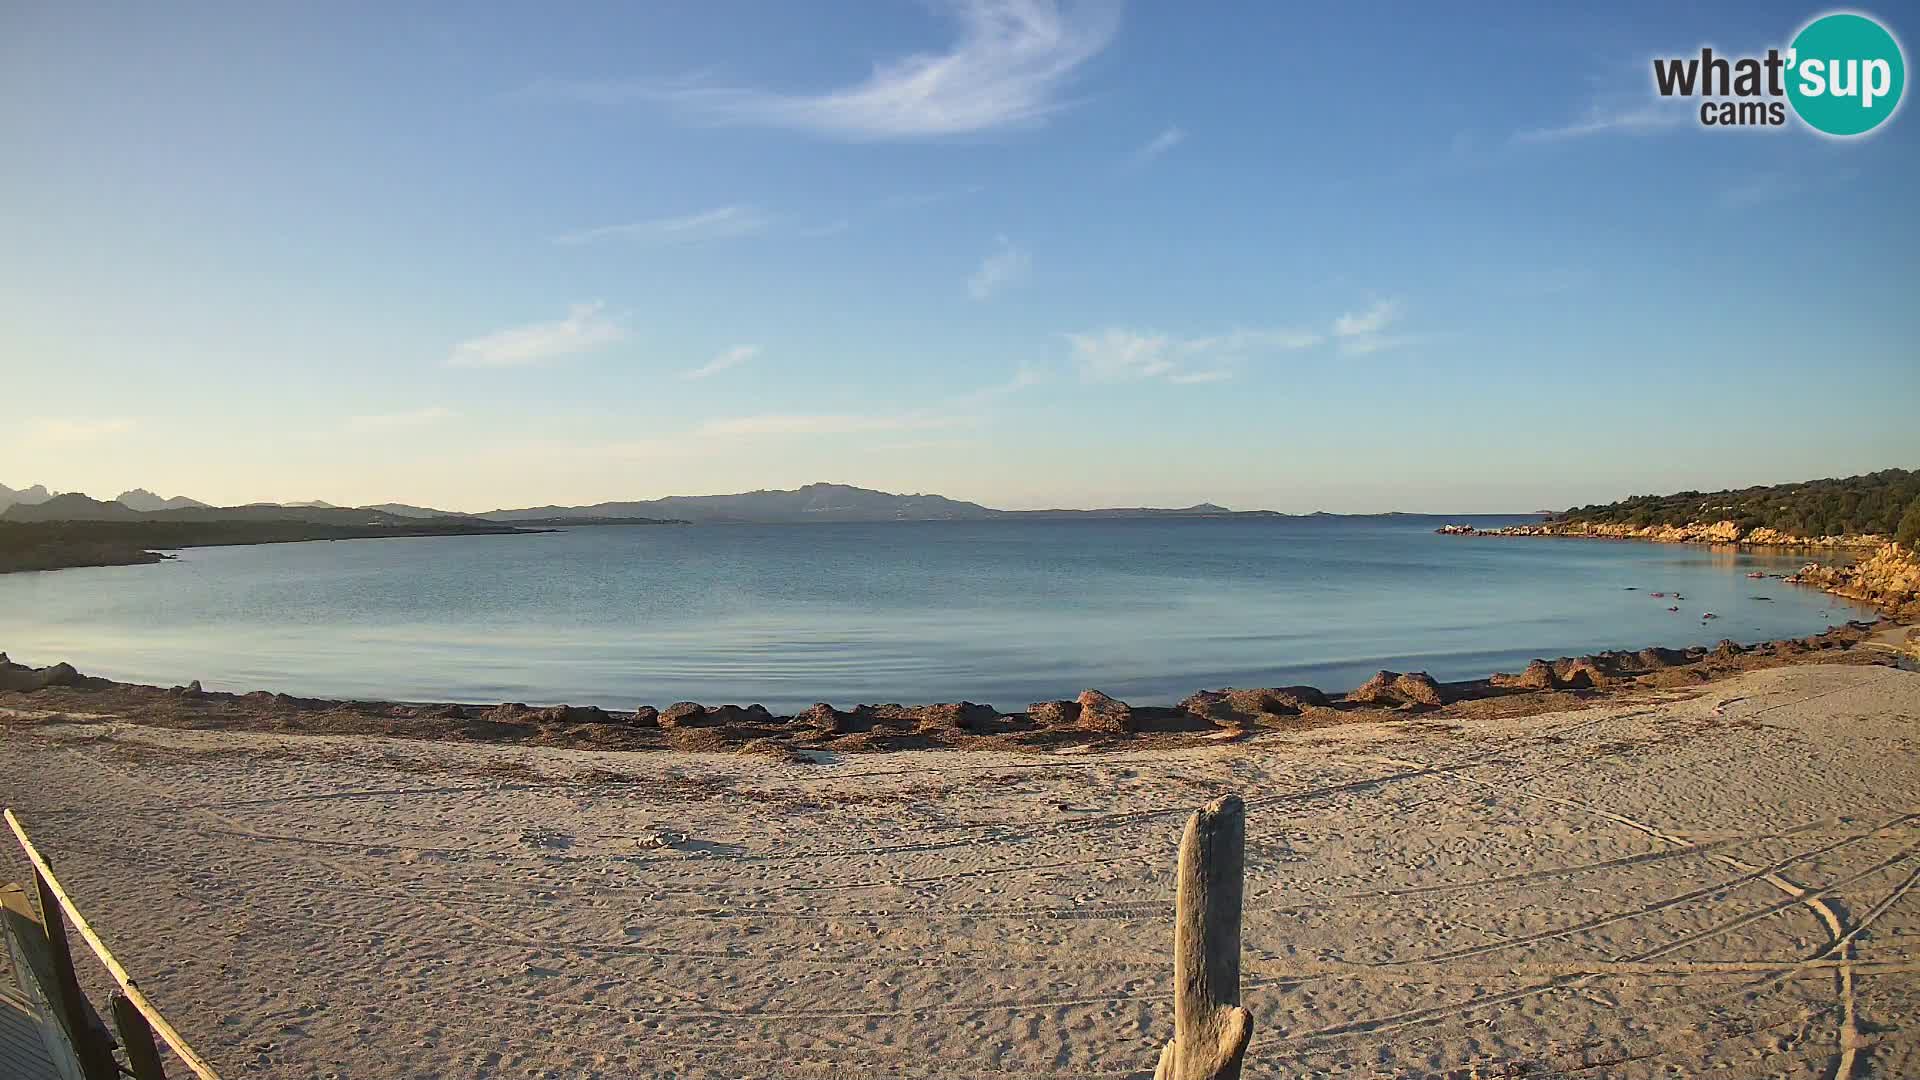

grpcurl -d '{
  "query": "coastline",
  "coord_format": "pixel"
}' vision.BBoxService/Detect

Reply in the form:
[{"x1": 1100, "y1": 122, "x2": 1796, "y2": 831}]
[
  {"x1": 0, "y1": 518, "x2": 548, "y2": 574},
  {"x1": 4, "y1": 617, "x2": 1909, "y2": 758},
  {"x1": 1439, "y1": 520, "x2": 1920, "y2": 618}
]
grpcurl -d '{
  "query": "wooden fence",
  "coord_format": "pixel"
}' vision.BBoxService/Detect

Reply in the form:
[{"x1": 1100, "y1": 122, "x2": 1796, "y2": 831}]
[
  {"x1": 3, "y1": 808, "x2": 222, "y2": 1080},
  {"x1": 3, "y1": 797, "x2": 1251, "y2": 1080}
]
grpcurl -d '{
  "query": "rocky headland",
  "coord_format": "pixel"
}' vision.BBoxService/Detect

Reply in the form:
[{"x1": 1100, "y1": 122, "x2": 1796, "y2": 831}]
[
  {"x1": 1451, "y1": 517, "x2": 1887, "y2": 549},
  {"x1": 1437, "y1": 518, "x2": 1920, "y2": 617},
  {"x1": 1789, "y1": 542, "x2": 1920, "y2": 618}
]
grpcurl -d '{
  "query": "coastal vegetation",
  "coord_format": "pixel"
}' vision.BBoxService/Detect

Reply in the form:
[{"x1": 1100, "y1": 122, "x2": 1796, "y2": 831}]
[
  {"x1": 0, "y1": 518, "x2": 533, "y2": 574},
  {"x1": 1554, "y1": 468, "x2": 1919, "y2": 541}
]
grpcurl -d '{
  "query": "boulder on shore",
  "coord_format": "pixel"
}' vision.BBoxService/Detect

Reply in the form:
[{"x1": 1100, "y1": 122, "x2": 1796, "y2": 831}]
[
  {"x1": 658, "y1": 702, "x2": 775, "y2": 729},
  {"x1": 1027, "y1": 699, "x2": 1080, "y2": 727},
  {"x1": 1074, "y1": 689, "x2": 1135, "y2": 733},
  {"x1": 1491, "y1": 660, "x2": 1558, "y2": 690},
  {"x1": 797, "y1": 702, "x2": 849, "y2": 733},
  {"x1": 0, "y1": 658, "x2": 82, "y2": 693},
  {"x1": 1346, "y1": 670, "x2": 1446, "y2": 707},
  {"x1": 909, "y1": 701, "x2": 999, "y2": 733},
  {"x1": 1179, "y1": 685, "x2": 1328, "y2": 724}
]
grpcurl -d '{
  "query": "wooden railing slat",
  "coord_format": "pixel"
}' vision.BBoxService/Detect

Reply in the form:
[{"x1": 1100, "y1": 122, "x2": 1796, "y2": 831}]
[
  {"x1": 112, "y1": 992, "x2": 169, "y2": 1080},
  {"x1": 5, "y1": 809, "x2": 223, "y2": 1080},
  {"x1": 29, "y1": 872, "x2": 116, "y2": 1080}
]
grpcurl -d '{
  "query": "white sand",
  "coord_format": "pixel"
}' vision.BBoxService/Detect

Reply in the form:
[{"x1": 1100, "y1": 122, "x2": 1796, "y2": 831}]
[{"x1": 2, "y1": 662, "x2": 1918, "y2": 1078}]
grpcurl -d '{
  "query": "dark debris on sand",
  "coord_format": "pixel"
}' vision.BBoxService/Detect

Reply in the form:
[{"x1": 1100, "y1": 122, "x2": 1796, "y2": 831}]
[{"x1": 0, "y1": 621, "x2": 1892, "y2": 757}]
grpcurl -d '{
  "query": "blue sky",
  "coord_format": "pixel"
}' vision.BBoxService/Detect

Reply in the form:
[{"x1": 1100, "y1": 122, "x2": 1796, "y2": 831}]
[{"x1": 2, "y1": 1, "x2": 1915, "y2": 512}]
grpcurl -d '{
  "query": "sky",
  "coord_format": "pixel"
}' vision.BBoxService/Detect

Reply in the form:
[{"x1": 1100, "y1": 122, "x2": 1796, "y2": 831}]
[{"x1": 2, "y1": 1, "x2": 1916, "y2": 513}]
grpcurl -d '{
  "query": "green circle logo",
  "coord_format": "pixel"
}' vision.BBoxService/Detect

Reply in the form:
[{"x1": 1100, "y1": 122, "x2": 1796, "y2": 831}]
[{"x1": 1787, "y1": 12, "x2": 1906, "y2": 136}]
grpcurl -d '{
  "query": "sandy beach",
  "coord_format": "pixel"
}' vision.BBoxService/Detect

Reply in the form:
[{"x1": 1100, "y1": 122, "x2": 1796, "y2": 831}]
[{"x1": 2, "y1": 660, "x2": 1917, "y2": 1078}]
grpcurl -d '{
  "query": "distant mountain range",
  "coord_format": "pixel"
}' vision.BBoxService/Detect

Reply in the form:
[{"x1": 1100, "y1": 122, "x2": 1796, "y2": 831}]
[
  {"x1": 472, "y1": 484, "x2": 1285, "y2": 524},
  {"x1": 0, "y1": 482, "x2": 53, "y2": 513},
  {"x1": 114, "y1": 488, "x2": 211, "y2": 512},
  {"x1": 3, "y1": 480, "x2": 1503, "y2": 525},
  {"x1": 0, "y1": 493, "x2": 447, "y2": 526}
]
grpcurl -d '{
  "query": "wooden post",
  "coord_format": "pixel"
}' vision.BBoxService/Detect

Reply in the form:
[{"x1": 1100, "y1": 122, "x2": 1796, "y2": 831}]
[
  {"x1": 1154, "y1": 794, "x2": 1251, "y2": 1080},
  {"x1": 113, "y1": 992, "x2": 170, "y2": 1080},
  {"x1": 33, "y1": 867, "x2": 118, "y2": 1080}
]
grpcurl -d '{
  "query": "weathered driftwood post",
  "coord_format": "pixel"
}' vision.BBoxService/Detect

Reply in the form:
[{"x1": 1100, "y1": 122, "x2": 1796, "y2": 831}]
[{"x1": 1155, "y1": 794, "x2": 1251, "y2": 1080}]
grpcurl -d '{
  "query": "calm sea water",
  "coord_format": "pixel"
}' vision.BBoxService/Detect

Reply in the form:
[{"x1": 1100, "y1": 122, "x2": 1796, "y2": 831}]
[{"x1": 0, "y1": 518, "x2": 1873, "y2": 711}]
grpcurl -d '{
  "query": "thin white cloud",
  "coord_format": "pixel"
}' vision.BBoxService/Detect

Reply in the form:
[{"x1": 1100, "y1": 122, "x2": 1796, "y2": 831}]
[
  {"x1": 1515, "y1": 101, "x2": 1687, "y2": 142},
  {"x1": 1072, "y1": 321, "x2": 1329, "y2": 384},
  {"x1": 446, "y1": 302, "x2": 627, "y2": 368},
  {"x1": 863, "y1": 437, "x2": 991, "y2": 453},
  {"x1": 700, "y1": 413, "x2": 971, "y2": 437},
  {"x1": 948, "y1": 364, "x2": 1044, "y2": 408},
  {"x1": 880, "y1": 185, "x2": 986, "y2": 211},
  {"x1": 1338, "y1": 334, "x2": 1423, "y2": 357},
  {"x1": 1179, "y1": 327, "x2": 1323, "y2": 354},
  {"x1": 685, "y1": 344, "x2": 760, "y2": 380},
  {"x1": 27, "y1": 418, "x2": 135, "y2": 443},
  {"x1": 1128, "y1": 126, "x2": 1185, "y2": 167},
  {"x1": 1332, "y1": 298, "x2": 1419, "y2": 355},
  {"x1": 347, "y1": 406, "x2": 456, "y2": 431},
  {"x1": 573, "y1": 0, "x2": 1121, "y2": 140},
  {"x1": 1718, "y1": 172, "x2": 1800, "y2": 210},
  {"x1": 554, "y1": 205, "x2": 770, "y2": 246},
  {"x1": 1332, "y1": 299, "x2": 1401, "y2": 338},
  {"x1": 1069, "y1": 329, "x2": 1184, "y2": 382},
  {"x1": 967, "y1": 236, "x2": 1031, "y2": 300}
]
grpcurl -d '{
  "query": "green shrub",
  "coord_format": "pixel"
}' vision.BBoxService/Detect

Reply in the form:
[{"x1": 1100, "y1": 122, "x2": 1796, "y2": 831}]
[{"x1": 1898, "y1": 497, "x2": 1920, "y2": 551}]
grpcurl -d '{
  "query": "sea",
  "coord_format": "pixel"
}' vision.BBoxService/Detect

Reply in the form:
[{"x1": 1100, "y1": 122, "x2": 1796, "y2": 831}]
[{"x1": 0, "y1": 517, "x2": 1875, "y2": 712}]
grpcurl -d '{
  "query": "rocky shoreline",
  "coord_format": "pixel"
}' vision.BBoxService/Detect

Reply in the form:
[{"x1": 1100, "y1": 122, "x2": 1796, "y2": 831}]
[
  {"x1": 2, "y1": 620, "x2": 1903, "y2": 758},
  {"x1": 1443, "y1": 517, "x2": 1887, "y2": 549},
  {"x1": 1437, "y1": 519, "x2": 1920, "y2": 617},
  {"x1": 1789, "y1": 543, "x2": 1920, "y2": 618}
]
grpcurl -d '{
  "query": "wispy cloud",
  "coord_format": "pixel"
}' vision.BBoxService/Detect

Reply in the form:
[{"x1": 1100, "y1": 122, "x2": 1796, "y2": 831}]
[
  {"x1": 1515, "y1": 101, "x2": 1688, "y2": 142},
  {"x1": 1331, "y1": 298, "x2": 1418, "y2": 355},
  {"x1": 1332, "y1": 299, "x2": 1401, "y2": 338},
  {"x1": 347, "y1": 406, "x2": 456, "y2": 431},
  {"x1": 685, "y1": 344, "x2": 760, "y2": 380},
  {"x1": 949, "y1": 364, "x2": 1044, "y2": 408},
  {"x1": 1718, "y1": 172, "x2": 1801, "y2": 210},
  {"x1": 968, "y1": 236, "x2": 1031, "y2": 300},
  {"x1": 1179, "y1": 327, "x2": 1323, "y2": 354},
  {"x1": 700, "y1": 413, "x2": 971, "y2": 437},
  {"x1": 446, "y1": 302, "x2": 627, "y2": 368},
  {"x1": 881, "y1": 185, "x2": 986, "y2": 212},
  {"x1": 1069, "y1": 330, "x2": 1178, "y2": 381},
  {"x1": 553, "y1": 205, "x2": 770, "y2": 246},
  {"x1": 1128, "y1": 126, "x2": 1185, "y2": 167},
  {"x1": 547, "y1": 0, "x2": 1121, "y2": 140},
  {"x1": 27, "y1": 418, "x2": 135, "y2": 443},
  {"x1": 1071, "y1": 321, "x2": 1326, "y2": 384}
]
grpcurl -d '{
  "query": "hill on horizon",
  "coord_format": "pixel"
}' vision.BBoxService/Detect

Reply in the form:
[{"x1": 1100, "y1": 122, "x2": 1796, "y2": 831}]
[
  {"x1": 1556, "y1": 467, "x2": 1920, "y2": 539},
  {"x1": 115, "y1": 488, "x2": 211, "y2": 512},
  {"x1": 477, "y1": 482, "x2": 1288, "y2": 524},
  {"x1": 0, "y1": 482, "x2": 54, "y2": 513},
  {"x1": 5, "y1": 478, "x2": 1561, "y2": 525}
]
